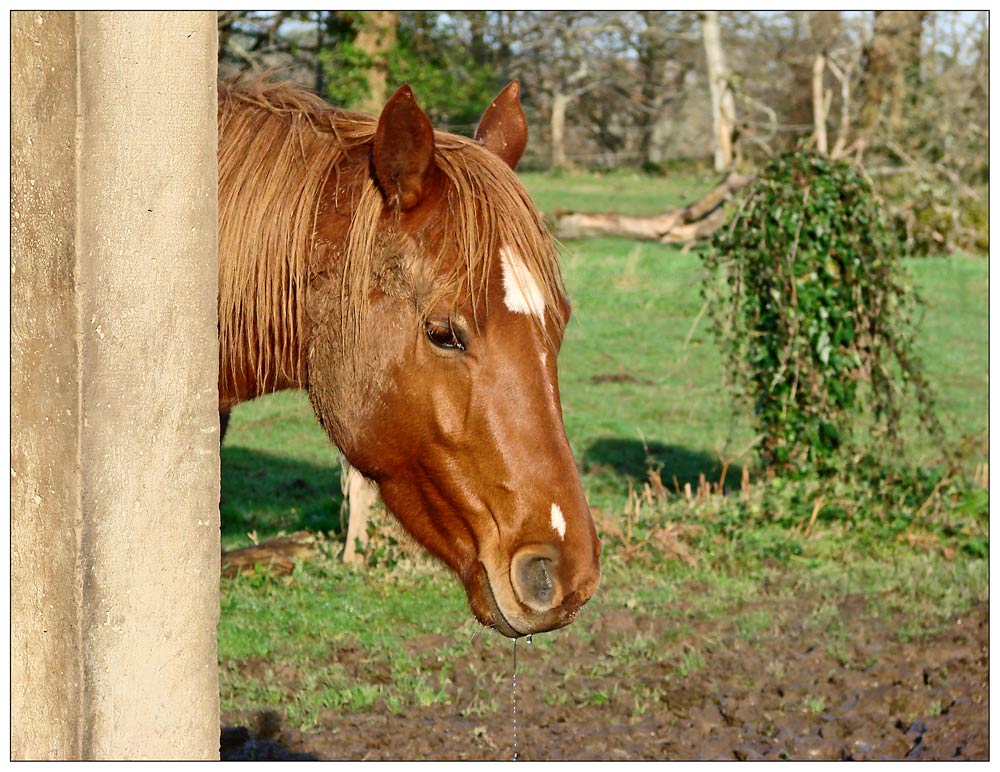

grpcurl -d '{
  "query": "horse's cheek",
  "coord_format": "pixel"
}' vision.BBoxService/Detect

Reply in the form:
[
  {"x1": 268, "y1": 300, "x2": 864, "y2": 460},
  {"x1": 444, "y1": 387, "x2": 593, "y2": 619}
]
[{"x1": 305, "y1": 304, "x2": 414, "y2": 472}]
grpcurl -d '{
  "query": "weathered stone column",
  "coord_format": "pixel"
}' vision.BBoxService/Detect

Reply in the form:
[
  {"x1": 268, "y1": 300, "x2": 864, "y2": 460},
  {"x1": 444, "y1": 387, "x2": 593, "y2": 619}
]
[{"x1": 11, "y1": 11, "x2": 220, "y2": 759}]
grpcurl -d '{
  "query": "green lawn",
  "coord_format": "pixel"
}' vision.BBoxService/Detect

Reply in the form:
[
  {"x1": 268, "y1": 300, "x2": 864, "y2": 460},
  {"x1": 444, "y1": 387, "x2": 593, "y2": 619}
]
[
  {"x1": 219, "y1": 171, "x2": 988, "y2": 730},
  {"x1": 520, "y1": 168, "x2": 719, "y2": 217}
]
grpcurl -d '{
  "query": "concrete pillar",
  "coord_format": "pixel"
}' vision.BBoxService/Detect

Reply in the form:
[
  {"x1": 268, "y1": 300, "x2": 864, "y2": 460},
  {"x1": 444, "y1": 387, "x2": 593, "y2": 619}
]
[{"x1": 11, "y1": 12, "x2": 220, "y2": 759}]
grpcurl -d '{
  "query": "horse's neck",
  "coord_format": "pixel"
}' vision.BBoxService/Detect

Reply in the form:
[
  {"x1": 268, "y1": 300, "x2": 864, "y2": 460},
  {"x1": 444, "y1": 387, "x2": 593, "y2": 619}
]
[{"x1": 218, "y1": 366, "x2": 304, "y2": 412}]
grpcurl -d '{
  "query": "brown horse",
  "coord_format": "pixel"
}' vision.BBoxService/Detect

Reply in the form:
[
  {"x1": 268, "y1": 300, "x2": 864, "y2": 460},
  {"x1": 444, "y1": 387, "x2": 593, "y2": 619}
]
[{"x1": 217, "y1": 76, "x2": 600, "y2": 637}]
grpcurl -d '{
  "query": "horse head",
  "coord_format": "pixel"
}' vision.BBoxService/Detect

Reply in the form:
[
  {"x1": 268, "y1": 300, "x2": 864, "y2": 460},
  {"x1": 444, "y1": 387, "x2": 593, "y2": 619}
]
[{"x1": 224, "y1": 79, "x2": 600, "y2": 637}]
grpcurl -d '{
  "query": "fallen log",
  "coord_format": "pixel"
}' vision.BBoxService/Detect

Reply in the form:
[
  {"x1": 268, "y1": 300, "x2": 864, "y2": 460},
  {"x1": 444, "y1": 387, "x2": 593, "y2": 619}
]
[
  {"x1": 221, "y1": 530, "x2": 318, "y2": 577},
  {"x1": 551, "y1": 171, "x2": 754, "y2": 244}
]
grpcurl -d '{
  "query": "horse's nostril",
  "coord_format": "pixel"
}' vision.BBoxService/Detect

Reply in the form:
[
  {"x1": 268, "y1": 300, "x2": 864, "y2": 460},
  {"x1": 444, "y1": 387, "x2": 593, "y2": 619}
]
[{"x1": 513, "y1": 554, "x2": 556, "y2": 609}]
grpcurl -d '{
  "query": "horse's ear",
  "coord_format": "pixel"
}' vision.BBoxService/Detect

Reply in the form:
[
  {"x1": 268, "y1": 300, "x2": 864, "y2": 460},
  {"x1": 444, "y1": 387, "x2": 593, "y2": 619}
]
[
  {"x1": 373, "y1": 84, "x2": 436, "y2": 210},
  {"x1": 475, "y1": 81, "x2": 528, "y2": 170}
]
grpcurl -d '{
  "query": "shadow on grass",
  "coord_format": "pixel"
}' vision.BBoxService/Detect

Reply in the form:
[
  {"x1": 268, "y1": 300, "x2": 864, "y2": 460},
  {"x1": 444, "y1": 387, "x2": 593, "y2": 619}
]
[
  {"x1": 221, "y1": 718, "x2": 318, "y2": 760},
  {"x1": 583, "y1": 437, "x2": 744, "y2": 492},
  {"x1": 221, "y1": 445, "x2": 344, "y2": 543}
]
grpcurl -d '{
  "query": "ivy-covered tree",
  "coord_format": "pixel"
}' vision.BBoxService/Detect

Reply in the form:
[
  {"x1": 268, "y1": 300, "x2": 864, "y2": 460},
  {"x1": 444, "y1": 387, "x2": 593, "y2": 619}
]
[{"x1": 704, "y1": 151, "x2": 943, "y2": 475}]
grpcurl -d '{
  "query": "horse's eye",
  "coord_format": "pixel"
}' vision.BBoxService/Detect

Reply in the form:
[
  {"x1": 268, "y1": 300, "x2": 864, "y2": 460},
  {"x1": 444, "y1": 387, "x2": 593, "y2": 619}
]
[{"x1": 425, "y1": 320, "x2": 466, "y2": 352}]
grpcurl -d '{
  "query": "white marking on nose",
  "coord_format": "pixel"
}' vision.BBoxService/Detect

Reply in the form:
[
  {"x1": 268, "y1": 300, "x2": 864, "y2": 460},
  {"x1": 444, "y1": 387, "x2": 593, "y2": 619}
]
[
  {"x1": 550, "y1": 503, "x2": 566, "y2": 539},
  {"x1": 500, "y1": 245, "x2": 545, "y2": 321}
]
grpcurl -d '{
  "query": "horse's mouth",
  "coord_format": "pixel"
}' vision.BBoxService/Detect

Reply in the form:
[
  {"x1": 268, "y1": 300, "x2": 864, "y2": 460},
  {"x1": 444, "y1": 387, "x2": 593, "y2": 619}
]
[{"x1": 478, "y1": 562, "x2": 525, "y2": 639}]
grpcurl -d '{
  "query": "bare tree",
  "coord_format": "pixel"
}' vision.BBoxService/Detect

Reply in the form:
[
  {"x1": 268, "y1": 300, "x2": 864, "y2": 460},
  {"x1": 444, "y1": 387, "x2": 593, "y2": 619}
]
[
  {"x1": 549, "y1": 66, "x2": 611, "y2": 169},
  {"x1": 811, "y1": 52, "x2": 830, "y2": 154},
  {"x1": 625, "y1": 11, "x2": 700, "y2": 167},
  {"x1": 502, "y1": 12, "x2": 616, "y2": 169},
  {"x1": 218, "y1": 11, "x2": 313, "y2": 81},
  {"x1": 803, "y1": 12, "x2": 846, "y2": 155},
  {"x1": 702, "y1": 11, "x2": 737, "y2": 171}
]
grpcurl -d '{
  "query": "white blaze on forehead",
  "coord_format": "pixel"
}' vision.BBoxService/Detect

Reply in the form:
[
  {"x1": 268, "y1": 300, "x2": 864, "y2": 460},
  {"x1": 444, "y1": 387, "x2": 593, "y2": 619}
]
[
  {"x1": 500, "y1": 245, "x2": 546, "y2": 321},
  {"x1": 550, "y1": 503, "x2": 566, "y2": 539}
]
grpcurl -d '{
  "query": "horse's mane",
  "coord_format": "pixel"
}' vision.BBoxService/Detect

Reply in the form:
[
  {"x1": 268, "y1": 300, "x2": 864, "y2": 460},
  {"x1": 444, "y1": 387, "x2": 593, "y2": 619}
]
[{"x1": 218, "y1": 75, "x2": 565, "y2": 396}]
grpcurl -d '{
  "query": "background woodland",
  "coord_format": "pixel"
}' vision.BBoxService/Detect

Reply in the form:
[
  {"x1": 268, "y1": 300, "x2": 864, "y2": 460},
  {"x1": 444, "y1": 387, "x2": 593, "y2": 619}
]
[{"x1": 219, "y1": 10, "x2": 988, "y2": 255}]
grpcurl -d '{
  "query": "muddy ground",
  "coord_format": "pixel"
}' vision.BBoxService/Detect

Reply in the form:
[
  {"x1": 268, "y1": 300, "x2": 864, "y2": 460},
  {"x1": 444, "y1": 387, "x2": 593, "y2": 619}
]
[{"x1": 221, "y1": 597, "x2": 988, "y2": 760}]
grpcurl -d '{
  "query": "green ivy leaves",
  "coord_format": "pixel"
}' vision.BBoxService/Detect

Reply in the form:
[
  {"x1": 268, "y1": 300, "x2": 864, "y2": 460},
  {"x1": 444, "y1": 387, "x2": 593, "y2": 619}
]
[{"x1": 703, "y1": 151, "x2": 943, "y2": 477}]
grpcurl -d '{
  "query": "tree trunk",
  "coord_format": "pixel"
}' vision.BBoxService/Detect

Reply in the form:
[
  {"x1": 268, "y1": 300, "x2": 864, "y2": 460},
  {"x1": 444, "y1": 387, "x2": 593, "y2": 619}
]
[
  {"x1": 341, "y1": 459, "x2": 380, "y2": 564},
  {"x1": 644, "y1": 108, "x2": 672, "y2": 166},
  {"x1": 812, "y1": 52, "x2": 829, "y2": 154},
  {"x1": 854, "y1": 10, "x2": 927, "y2": 152},
  {"x1": 314, "y1": 11, "x2": 326, "y2": 96},
  {"x1": 551, "y1": 92, "x2": 571, "y2": 169},
  {"x1": 468, "y1": 10, "x2": 490, "y2": 67},
  {"x1": 702, "y1": 11, "x2": 736, "y2": 172},
  {"x1": 354, "y1": 10, "x2": 398, "y2": 114},
  {"x1": 643, "y1": 63, "x2": 693, "y2": 167},
  {"x1": 827, "y1": 55, "x2": 853, "y2": 159}
]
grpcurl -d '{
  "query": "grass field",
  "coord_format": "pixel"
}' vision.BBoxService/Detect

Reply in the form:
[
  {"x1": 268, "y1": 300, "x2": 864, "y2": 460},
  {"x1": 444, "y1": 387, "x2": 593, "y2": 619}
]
[{"x1": 218, "y1": 171, "x2": 988, "y2": 736}]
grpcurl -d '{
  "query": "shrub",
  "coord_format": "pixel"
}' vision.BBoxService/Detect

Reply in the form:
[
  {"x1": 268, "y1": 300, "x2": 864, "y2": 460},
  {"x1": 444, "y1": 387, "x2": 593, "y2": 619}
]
[{"x1": 703, "y1": 151, "x2": 943, "y2": 476}]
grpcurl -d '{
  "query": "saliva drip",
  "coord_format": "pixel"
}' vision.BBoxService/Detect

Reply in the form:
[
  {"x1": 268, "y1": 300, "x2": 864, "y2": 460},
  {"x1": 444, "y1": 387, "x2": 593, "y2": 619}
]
[
  {"x1": 512, "y1": 635, "x2": 535, "y2": 761},
  {"x1": 512, "y1": 637, "x2": 519, "y2": 761}
]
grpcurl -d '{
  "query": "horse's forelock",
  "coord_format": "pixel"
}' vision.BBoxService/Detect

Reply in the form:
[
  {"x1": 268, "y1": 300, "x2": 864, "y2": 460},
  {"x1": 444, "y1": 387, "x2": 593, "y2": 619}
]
[{"x1": 434, "y1": 144, "x2": 565, "y2": 328}]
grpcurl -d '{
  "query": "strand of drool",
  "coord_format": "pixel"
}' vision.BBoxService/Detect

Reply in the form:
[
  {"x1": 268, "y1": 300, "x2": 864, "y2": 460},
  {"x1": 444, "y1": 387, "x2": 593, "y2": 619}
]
[{"x1": 512, "y1": 637, "x2": 519, "y2": 761}]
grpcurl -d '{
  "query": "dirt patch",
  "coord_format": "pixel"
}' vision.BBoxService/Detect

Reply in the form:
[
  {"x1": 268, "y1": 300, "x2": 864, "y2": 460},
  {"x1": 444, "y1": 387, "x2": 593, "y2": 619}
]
[
  {"x1": 221, "y1": 597, "x2": 988, "y2": 760},
  {"x1": 590, "y1": 372, "x2": 654, "y2": 385}
]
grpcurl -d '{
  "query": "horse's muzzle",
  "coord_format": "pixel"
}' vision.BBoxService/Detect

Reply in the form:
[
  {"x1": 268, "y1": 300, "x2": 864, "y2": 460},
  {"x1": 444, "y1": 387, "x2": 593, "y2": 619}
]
[{"x1": 478, "y1": 542, "x2": 599, "y2": 638}]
